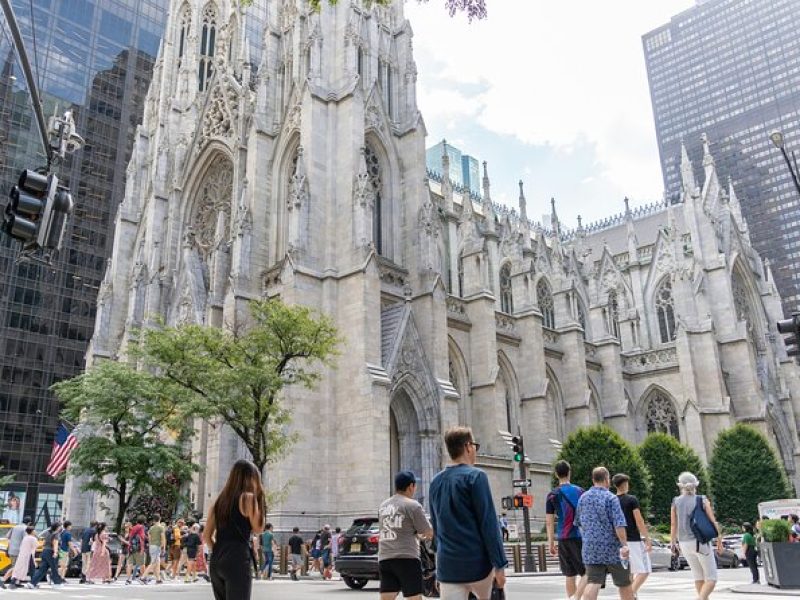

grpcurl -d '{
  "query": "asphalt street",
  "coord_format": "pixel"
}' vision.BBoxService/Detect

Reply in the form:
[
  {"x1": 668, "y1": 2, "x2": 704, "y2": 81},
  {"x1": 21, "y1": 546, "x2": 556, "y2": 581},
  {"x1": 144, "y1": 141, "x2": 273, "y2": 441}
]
[{"x1": 1, "y1": 569, "x2": 785, "y2": 599}]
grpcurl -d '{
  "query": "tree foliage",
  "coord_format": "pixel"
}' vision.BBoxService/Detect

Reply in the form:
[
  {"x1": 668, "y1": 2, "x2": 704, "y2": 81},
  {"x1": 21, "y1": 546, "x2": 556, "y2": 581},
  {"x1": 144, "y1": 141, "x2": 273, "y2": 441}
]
[
  {"x1": 52, "y1": 361, "x2": 198, "y2": 533},
  {"x1": 139, "y1": 298, "x2": 340, "y2": 477},
  {"x1": 557, "y1": 424, "x2": 652, "y2": 516},
  {"x1": 638, "y1": 433, "x2": 706, "y2": 526},
  {"x1": 709, "y1": 424, "x2": 793, "y2": 525}
]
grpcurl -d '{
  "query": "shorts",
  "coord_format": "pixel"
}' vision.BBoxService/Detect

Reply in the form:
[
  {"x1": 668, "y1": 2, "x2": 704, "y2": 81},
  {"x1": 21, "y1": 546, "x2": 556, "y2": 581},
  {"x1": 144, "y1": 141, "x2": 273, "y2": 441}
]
[
  {"x1": 58, "y1": 550, "x2": 70, "y2": 567},
  {"x1": 379, "y1": 558, "x2": 423, "y2": 597},
  {"x1": 679, "y1": 541, "x2": 718, "y2": 582},
  {"x1": 291, "y1": 553, "x2": 302, "y2": 569},
  {"x1": 628, "y1": 541, "x2": 652, "y2": 575},
  {"x1": 558, "y1": 538, "x2": 586, "y2": 577},
  {"x1": 130, "y1": 551, "x2": 146, "y2": 567},
  {"x1": 187, "y1": 548, "x2": 198, "y2": 560},
  {"x1": 438, "y1": 568, "x2": 494, "y2": 600},
  {"x1": 169, "y1": 546, "x2": 181, "y2": 562},
  {"x1": 321, "y1": 549, "x2": 331, "y2": 568},
  {"x1": 149, "y1": 545, "x2": 162, "y2": 562},
  {"x1": 586, "y1": 563, "x2": 631, "y2": 587}
]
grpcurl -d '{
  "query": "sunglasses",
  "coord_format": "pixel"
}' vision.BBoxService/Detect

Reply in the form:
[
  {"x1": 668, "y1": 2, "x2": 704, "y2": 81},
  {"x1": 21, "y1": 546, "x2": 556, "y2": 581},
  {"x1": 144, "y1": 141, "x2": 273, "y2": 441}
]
[{"x1": 467, "y1": 441, "x2": 481, "y2": 452}]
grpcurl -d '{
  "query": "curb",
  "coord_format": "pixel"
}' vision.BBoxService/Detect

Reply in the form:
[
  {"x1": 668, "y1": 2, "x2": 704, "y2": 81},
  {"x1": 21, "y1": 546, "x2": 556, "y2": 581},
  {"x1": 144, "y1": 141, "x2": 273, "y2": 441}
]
[{"x1": 731, "y1": 584, "x2": 800, "y2": 596}]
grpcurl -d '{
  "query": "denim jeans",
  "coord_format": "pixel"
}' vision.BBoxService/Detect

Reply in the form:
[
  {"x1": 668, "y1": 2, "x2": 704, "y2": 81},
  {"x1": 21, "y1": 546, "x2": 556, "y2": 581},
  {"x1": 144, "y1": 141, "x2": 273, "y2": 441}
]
[
  {"x1": 260, "y1": 551, "x2": 274, "y2": 578},
  {"x1": 32, "y1": 548, "x2": 64, "y2": 586}
]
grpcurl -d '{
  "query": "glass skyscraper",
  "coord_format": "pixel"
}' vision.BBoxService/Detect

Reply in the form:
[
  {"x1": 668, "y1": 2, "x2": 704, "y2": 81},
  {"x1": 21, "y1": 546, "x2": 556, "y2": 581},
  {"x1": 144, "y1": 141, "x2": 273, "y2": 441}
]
[
  {"x1": 643, "y1": 0, "x2": 800, "y2": 315},
  {"x1": 0, "y1": 0, "x2": 170, "y2": 525},
  {"x1": 426, "y1": 140, "x2": 481, "y2": 196}
]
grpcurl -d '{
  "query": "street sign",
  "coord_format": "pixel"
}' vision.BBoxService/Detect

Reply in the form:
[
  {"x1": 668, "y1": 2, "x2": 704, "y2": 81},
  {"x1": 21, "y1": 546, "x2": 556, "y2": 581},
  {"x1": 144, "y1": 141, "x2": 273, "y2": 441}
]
[{"x1": 512, "y1": 479, "x2": 532, "y2": 488}]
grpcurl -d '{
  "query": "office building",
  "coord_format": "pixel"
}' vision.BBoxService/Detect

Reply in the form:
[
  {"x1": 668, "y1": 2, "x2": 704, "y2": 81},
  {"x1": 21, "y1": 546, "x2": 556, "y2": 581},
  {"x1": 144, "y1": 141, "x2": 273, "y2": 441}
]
[
  {"x1": 643, "y1": 0, "x2": 800, "y2": 314},
  {"x1": 426, "y1": 140, "x2": 481, "y2": 195}
]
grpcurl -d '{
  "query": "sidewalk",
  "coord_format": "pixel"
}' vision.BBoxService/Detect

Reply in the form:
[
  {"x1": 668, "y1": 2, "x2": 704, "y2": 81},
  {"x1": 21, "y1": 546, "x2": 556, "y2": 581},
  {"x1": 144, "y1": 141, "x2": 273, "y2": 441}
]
[{"x1": 731, "y1": 583, "x2": 800, "y2": 596}]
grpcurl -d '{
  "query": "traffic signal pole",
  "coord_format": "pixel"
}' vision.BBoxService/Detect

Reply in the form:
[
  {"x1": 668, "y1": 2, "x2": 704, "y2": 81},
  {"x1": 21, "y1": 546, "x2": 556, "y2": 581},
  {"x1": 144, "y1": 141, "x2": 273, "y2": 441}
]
[
  {"x1": 518, "y1": 448, "x2": 535, "y2": 572},
  {"x1": 0, "y1": 0, "x2": 52, "y2": 164}
]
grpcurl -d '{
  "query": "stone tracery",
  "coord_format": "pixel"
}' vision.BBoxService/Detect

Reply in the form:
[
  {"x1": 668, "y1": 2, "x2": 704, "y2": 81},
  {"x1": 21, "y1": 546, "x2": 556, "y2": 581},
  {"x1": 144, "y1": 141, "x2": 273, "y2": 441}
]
[
  {"x1": 645, "y1": 391, "x2": 680, "y2": 439},
  {"x1": 191, "y1": 157, "x2": 233, "y2": 256}
]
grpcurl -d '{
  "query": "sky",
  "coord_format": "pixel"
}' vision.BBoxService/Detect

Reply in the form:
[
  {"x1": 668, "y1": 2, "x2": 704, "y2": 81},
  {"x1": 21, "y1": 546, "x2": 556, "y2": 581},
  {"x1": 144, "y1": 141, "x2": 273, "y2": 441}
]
[{"x1": 404, "y1": 0, "x2": 695, "y2": 229}]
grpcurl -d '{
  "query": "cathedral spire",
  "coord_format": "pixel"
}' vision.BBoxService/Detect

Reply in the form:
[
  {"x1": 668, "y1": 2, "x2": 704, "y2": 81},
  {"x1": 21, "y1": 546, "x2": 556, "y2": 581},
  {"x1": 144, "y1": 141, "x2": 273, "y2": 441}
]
[
  {"x1": 680, "y1": 141, "x2": 697, "y2": 197},
  {"x1": 482, "y1": 160, "x2": 491, "y2": 201},
  {"x1": 482, "y1": 162, "x2": 495, "y2": 235},
  {"x1": 550, "y1": 197, "x2": 560, "y2": 236},
  {"x1": 518, "y1": 180, "x2": 531, "y2": 250}
]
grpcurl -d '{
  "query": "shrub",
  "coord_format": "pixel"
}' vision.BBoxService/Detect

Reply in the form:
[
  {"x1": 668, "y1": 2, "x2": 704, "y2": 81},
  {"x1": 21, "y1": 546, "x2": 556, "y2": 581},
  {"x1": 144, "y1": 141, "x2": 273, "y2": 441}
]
[
  {"x1": 709, "y1": 424, "x2": 793, "y2": 525},
  {"x1": 556, "y1": 424, "x2": 652, "y2": 516},
  {"x1": 638, "y1": 432, "x2": 706, "y2": 526},
  {"x1": 761, "y1": 518, "x2": 791, "y2": 543}
]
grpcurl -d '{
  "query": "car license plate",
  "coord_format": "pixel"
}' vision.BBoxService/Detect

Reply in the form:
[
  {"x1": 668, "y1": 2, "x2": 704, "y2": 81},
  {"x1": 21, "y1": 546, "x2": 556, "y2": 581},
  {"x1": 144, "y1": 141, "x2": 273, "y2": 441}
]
[{"x1": 350, "y1": 543, "x2": 361, "y2": 553}]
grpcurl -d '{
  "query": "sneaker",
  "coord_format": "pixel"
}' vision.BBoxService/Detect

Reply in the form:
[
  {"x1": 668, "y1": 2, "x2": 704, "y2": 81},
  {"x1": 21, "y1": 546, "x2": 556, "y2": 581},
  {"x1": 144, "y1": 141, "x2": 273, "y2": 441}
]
[{"x1": 25, "y1": 583, "x2": 36, "y2": 589}]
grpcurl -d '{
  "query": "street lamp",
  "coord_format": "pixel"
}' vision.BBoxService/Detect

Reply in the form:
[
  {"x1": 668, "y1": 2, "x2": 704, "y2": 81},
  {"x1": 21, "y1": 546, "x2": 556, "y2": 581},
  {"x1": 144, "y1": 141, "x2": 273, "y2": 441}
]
[{"x1": 769, "y1": 130, "x2": 800, "y2": 197}]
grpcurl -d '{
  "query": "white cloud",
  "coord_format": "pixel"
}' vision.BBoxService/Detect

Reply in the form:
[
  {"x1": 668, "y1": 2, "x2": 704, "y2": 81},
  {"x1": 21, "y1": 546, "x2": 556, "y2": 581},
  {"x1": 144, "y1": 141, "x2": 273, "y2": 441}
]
[{"x1": 405, "y1": 0, "x2": 694, "y2": 220}]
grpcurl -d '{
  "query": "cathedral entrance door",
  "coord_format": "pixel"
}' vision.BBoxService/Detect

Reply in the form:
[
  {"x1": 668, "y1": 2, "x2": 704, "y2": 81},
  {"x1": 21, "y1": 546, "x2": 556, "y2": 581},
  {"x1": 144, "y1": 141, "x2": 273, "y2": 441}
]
[{"x1": 389, "y1": 390, "x2": 423, "y2": 501}]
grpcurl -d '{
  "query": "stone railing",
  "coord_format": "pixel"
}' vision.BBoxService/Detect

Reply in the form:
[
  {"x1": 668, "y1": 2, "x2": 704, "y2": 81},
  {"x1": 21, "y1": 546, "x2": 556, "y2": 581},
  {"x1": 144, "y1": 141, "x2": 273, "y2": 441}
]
[
  {"x1": 495, "y1": 312, "x2": 517, "y2": 334},
  {"x1": 542, "y1": 328, "x2": 559, "y2": 345},
  {"x1": 638, "y1": 244, "x2": 655, "y2": 261},
  {"x1": 613, "y1": 252, "x2": 629, "y2": 268},
  {"x1": 446, "y1": 296, "x2": 468, "y2": 320},
  {"x1": 622, "y1": 346, "x2": 678, "y2": 372}
]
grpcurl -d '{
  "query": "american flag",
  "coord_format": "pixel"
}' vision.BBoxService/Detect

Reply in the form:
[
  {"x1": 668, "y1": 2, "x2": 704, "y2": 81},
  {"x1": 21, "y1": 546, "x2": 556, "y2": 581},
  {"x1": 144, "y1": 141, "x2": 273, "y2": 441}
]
[{"x1": 46, "y1": 422, "x2": 78, "y2": 478}]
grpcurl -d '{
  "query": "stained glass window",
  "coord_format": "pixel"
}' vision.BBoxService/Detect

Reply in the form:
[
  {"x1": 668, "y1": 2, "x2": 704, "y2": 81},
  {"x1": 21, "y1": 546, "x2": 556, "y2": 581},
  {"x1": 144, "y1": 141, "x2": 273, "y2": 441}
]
[
  {"x1": 645, "y1": 392, "x2": 680, "y2": 439},
  {"x1": 500, "y1": 263, "x2": 513, "y2": 314},
  {"x1": 198, "y1": 5, "x2": 217, "y2": 92},
  {"x1": 538, "y1": 279, "x2": 554, "y2": 329},
  {"x1": 655, "y1": 279, "x2": 676, "y2": 343},
  {"x1": 365, "y1": 144, "x2": 383, "y2": 254}
]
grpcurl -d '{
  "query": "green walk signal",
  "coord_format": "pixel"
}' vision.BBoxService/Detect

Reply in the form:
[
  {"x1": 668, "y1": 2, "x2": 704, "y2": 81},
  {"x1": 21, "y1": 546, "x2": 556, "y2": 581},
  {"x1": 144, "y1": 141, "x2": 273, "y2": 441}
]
[{"x1": 512, "y1": 436, "x2": 523, "y2": 462}]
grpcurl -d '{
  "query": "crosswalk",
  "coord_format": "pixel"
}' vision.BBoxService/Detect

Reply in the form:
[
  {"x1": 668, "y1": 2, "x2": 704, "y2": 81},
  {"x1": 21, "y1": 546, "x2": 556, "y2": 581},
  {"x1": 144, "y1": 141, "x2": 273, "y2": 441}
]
[{"x1": 2, "y1": 579, "x2": 210, "y2": 596}]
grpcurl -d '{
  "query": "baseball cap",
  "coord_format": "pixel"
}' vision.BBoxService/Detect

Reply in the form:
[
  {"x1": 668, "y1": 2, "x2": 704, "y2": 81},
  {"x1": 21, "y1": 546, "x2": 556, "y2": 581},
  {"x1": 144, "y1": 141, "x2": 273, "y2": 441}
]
[{"x1": 394, "y1": 470, "x2": 418, "y2": 491}]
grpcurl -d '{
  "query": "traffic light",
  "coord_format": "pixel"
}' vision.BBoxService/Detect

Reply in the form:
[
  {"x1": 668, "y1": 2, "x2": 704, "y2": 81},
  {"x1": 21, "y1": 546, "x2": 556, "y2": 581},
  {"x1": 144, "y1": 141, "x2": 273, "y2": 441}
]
[
  {"x1": 512, "y1": 494, "x2": 533, "y2": 509},
  {"x1": 2, "y1": 169, "x2": 49, "y2": 246},
  {"x1": 501, "y1": 496, "x2": 513, "y2": 510},
  {"x1": 512, "y1": 435, "x2": 523, "y2": 462},
  {"x1": 777, "y1": 315, "x2": 800, "y2": 361},
  {"x1": 1, "y1": 169, "x2": 72, "y2": 253}
]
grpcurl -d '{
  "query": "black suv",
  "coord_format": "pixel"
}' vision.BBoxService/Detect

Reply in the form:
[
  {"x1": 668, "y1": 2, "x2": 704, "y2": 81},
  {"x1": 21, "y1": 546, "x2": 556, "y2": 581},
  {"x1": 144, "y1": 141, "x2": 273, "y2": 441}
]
[{"x1": 335, "y1": 517, "x2": 380, "y2": 590}]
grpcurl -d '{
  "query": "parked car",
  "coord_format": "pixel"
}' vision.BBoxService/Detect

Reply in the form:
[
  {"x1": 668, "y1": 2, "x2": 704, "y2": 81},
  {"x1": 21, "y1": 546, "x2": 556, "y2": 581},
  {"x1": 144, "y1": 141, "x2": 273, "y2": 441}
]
[
  {"x1": 650, "y1": 540, "x2": 685, "y2": 571},
  {"x1": 335, "y1": 517, "x2": 380, "y2": 590},
  {"x1": 716, "y1": 539, "x2": 740, "y2": 569}
]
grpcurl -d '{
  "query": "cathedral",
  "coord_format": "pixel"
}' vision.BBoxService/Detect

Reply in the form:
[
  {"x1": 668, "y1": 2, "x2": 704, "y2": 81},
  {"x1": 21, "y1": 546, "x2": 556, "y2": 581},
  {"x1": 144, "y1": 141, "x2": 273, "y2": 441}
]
[{"x1": 65, "y1": 0, "x2": 800, "y2": 529}]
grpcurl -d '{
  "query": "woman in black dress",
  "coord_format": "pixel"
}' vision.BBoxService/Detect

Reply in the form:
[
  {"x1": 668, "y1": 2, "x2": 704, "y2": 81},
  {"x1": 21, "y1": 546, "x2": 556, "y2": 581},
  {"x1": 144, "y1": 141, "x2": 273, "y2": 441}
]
[{"x1": 204, "y1": 460, "x2": 265, "y2": 600}]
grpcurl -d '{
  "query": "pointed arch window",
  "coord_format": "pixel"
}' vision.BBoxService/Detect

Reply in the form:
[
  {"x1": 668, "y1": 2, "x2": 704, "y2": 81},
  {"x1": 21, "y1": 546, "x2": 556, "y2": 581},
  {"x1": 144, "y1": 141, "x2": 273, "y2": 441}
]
[
  {"x1": 500, "y1": 263, "x2": 513, "y2": 314},
  {"x1": 655, "y1": 279, "x2": 677, "y2": 343},
  {"x1": 178, "y1": 7, "x2": 191, "y2": 65},
  {"x1": 537, "y1": 278, "x2": 555, "y2": 329},
  {"x1": 198, "y1": 6, "x2": 217, "y2": 92},
  {"x1": 645, "y1": 392, "x2": 680, "y2": 439},
  {"x1": 607, "y1": 289, "x2": 620, "y2": 338},
  {"x1": 364, "y1": 144, "x2": 383, "y2": 255}
]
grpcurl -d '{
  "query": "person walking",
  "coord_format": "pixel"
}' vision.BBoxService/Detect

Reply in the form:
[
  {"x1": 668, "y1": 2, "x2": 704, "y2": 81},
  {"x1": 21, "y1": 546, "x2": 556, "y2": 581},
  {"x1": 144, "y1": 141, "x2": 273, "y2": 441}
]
[
  {"x1": 141, "y1": 514, "x2": 166, "y2": 583},
  {"x1": 1, "y1": 516, "x2": 31, "y2": 586},
  {"x1": 57, "y1": 521, "x2": 77, "y2": 580},
  {"x1": 309, "y1": 530, "x2": 322, "y2": 574},
  {"x1": 670, "y1": 472, "x2": 723, "y2": 600},
  {"x1": 79, "y1": 520, "x2": 96, "y2": 584},
  {"x1": 499, "y1": 513, "x2": 509, "y2": 542},
  {"x1": 320, "y1": 524, "x2": 334, "y2": 580},
  {"x1": 576, "y1": 467, "x2": 632, "y2": 600},
  {"x1": 612, "y1": 473, "x2": 652, "y2": 597},
  {"x1": 378, "y1": 470, "x2": 433, "y2": 600},
  {"x1": 429, "y1": 426, "x2": 508, "y2": 600},
  {"x1": 184, "y1": 524, "x2": 202, "y2": 583},
  {"x1": 288, "y1": 527, "x2": 305, "y2": 581},
  {"x1": 114, "y1": 522, "x2": 132, "y2": 581},
  {"x1": 126, "y1": 516, "x2": 147, "y2": 584},
  {"x1": 169, "y1": 519, "x2": 185, "y2": 578},
  {"x1": 331, "y1": 526, "x2": 342, "y2": 572},
  {"x1": 259, "y1": 523, "x2": 276, "y2": 580},
  {"x1": 85, "y1": 522, "x2": 112, "y2": 584},
  {"x1": 546, "y1": 460, "x2": 587, "y2": 600},
  {"x1": 195, "y1": 525, "x2": 209, "y2": 582},
  {"x1": 7, "y1": 526, "x2": 37, "y2": 588},
  {"x1": 203, "y1": 459, "x2": 265, "y2": 600},
  {"x1": 741, "y1": 523, "x2": 759, "y2": 584},
  {"x1": 29, "y1": 522, "x2": 65, "y2": 588}
]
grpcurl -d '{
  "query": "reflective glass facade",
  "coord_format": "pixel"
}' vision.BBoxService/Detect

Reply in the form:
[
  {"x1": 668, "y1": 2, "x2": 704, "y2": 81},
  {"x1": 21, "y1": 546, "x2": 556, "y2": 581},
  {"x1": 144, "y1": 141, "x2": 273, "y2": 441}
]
[
  {"x1": 0, "y1": 0, "x2": 170, "y2": 522},
  {"x1": 643, "y1": 0, "x2": 800, "y2": 315}
]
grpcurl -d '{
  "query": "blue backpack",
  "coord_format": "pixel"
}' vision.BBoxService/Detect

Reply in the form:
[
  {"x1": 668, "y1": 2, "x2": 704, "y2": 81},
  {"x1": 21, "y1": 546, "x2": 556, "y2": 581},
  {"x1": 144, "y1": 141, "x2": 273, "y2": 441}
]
[{"x1": 689, "y1": 495, "x2": 718, "y2": 547}]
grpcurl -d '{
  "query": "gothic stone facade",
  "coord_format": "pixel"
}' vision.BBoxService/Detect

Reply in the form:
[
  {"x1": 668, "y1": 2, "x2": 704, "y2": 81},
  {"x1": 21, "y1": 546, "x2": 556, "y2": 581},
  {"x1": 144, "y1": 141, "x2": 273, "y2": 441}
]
[{"x1": 65, "y1": 0, "x2": 800, "y2": 528}]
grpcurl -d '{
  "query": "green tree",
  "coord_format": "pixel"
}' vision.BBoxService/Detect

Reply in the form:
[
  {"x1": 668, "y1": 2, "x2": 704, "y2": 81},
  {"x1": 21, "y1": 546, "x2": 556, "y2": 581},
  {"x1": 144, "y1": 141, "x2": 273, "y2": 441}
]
[
  {"x1": 52, "y1": 361, "x2": 198, "y2": 533},
  {"x1": 709, "y1": 423, "x2": 792, "y2": 525},
  {"x1": 638, "y1": 433, "x2": 706, "y2": 526},
  {"x1": 557, "y1": 424, "x2": 652, "y2": 516},
  {"x1": 139, "y1": 298, "x2": 340, "y2": 478}
]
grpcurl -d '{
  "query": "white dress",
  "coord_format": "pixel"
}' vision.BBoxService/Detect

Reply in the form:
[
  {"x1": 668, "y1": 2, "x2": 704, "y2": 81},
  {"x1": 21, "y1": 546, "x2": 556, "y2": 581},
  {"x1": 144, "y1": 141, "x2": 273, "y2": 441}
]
[{"x1": 10, "y1": 534, "x2": 37, "y2": 582}]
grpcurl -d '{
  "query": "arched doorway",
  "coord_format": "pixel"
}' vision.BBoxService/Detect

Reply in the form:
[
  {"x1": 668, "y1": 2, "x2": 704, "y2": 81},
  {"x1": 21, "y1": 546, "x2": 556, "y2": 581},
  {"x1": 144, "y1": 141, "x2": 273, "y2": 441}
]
[{"x1": 389, "y1": 390, "x2": 423, "y2": 501}]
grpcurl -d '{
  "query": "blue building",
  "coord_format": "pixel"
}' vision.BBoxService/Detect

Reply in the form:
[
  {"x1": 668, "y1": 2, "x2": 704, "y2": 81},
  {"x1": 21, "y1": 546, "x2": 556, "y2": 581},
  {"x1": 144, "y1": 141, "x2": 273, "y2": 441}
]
[{"x1": 426, "y1": 140, "x2": 481, "y2": 195}]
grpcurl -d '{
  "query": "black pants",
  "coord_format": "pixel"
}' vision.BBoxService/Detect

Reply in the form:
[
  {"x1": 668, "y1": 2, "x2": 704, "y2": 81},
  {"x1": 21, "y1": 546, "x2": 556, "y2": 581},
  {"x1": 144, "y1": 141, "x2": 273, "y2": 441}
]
[
  {"x1": 210, "y1": 551, "x2": 252, "y2": 600},
  {"x1": 746, "y1": 550, "x2": 759, "y2": 583}
]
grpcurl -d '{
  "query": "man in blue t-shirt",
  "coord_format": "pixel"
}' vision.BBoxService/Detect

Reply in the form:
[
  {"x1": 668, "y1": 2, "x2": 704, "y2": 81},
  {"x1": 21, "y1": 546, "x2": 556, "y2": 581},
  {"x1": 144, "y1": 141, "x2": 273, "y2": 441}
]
[
  {"x1": 546, "y1": 460, "x2": 586, "y2": 600},
  {"x1": 429, "y1": 426, "x2": 508, "y2": 599}
]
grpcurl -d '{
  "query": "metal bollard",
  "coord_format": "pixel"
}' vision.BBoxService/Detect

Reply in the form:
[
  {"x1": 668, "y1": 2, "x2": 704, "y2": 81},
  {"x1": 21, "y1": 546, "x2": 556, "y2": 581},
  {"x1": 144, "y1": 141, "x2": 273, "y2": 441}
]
[
  {"x1": 513, "y1": 544, "x2": 522, "y2": 573},
  {"x1": 279, "y1": 545, "x2": 288, "y2": 574},
  {"x1": 537, "y1": 544, "x2": 547, "y2": 572}
]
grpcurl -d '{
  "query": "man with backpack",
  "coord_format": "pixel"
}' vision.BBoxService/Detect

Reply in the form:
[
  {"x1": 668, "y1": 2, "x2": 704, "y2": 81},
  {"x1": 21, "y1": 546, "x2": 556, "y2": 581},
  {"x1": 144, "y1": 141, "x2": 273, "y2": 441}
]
[
  {"x1": 126, "y1": 516, "x2": 147, "y2": 584},
  {"x1": 546, "y1": 460, "x2": 587, "y2": 600},
  {"x1": 670, "y1": 472, "x2": 722, "y2": 600}
]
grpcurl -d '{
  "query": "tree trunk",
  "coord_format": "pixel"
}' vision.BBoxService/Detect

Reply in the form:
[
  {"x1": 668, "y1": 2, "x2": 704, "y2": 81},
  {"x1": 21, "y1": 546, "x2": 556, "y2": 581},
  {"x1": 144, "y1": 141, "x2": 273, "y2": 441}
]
[{"x1": 115, "y1": 480, "x2": 128, "y2": 534}]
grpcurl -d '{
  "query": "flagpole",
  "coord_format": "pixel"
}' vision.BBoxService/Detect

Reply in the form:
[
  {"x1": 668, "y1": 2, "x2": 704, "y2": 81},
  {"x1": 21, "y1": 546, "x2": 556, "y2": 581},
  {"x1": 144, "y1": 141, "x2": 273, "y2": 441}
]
[{"x1": 60, "y1": 417, "x2": 75, "y2": 429}]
